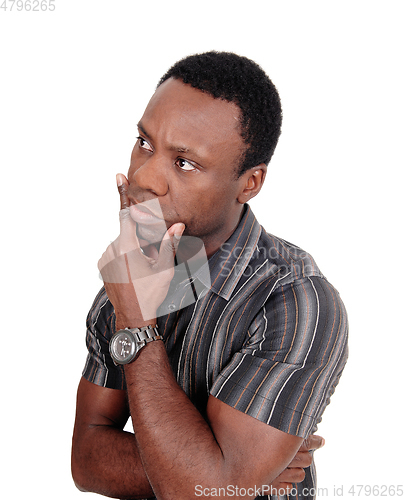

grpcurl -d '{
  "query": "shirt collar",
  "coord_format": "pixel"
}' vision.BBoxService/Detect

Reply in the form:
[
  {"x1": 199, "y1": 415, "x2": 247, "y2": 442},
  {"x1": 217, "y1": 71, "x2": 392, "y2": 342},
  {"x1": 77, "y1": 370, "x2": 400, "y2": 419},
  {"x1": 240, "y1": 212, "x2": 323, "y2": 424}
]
[{"x1": 193, "y1": 205, "x2": 262, "y2": 300}]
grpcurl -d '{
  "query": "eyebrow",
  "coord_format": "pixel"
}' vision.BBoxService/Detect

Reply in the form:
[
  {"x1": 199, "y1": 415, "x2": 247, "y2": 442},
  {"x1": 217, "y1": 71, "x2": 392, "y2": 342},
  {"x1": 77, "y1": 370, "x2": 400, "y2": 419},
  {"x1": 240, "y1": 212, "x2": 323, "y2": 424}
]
[
  {"x1": 137, "y1": 121, "x2": 204, "y2": 159},
  {"x1": 137, "y1": 121, "x2": 150, "y2": 139}
]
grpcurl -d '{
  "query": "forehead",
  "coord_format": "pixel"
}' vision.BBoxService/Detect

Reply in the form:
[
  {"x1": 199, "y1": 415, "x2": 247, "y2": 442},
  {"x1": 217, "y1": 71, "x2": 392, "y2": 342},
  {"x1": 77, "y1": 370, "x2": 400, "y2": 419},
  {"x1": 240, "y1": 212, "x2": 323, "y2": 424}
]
[{"x1": 139, "y1": 78, "x2": 244, "y2": 163}]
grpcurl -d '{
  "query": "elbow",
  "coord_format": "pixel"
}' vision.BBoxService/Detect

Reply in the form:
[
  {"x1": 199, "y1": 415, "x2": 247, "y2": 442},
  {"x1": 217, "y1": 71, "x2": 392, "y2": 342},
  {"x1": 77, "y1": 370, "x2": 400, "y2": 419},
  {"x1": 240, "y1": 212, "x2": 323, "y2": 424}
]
[
  {"x1": 71, "y1": 459, "x2": 92, "y2": 493},
  {"x1": 71, "y1": 457, "x2": 87, "y2": 492},
  {"x1": 73, "y1": 479, "x2": 88, "y2": 493}
]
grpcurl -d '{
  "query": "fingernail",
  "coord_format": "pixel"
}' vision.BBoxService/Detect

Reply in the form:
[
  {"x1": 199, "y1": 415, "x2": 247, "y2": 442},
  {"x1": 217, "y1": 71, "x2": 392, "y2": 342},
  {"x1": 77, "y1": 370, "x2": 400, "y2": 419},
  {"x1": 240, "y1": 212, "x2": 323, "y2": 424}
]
[
  {"x1": 116, "y1": 173, "x2": 123, "y2": 186},
  {"x1": 320, "y1": 438, "x2": 326, "y2": 448}
]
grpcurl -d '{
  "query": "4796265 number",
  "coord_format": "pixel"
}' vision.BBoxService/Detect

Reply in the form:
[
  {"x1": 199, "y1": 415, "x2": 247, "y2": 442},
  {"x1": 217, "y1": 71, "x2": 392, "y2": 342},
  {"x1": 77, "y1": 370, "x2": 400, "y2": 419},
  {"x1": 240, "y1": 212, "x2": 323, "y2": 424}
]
[
  {"x1": 0, "y1": 0, "x2": 55, "y2": 11},
  {"x1": 348, "y1": 485, "x2": 403, "y2": 496}
]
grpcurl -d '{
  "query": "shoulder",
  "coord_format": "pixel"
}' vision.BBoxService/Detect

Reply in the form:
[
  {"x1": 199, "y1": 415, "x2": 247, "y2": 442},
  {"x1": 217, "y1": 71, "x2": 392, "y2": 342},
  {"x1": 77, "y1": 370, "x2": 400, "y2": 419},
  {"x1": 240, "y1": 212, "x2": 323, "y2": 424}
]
[
  {"x1": 255, "y1": 229, "x2": 325, "y2": 286},
  {"x1": 255, "y1": 230, "x2": 347, "y2": 333},
  {"x1": 244, "y1": 228, "x2": 348, "y2": 345}
]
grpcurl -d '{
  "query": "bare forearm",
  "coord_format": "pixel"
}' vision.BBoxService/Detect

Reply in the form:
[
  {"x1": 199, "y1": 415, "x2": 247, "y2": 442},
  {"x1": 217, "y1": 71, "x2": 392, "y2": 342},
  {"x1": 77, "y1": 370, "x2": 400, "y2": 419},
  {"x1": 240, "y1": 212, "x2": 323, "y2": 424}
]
[
  {"x1": 72, "y1": 425, "x2": 153, "y2": 499},
  {"x1": 125, "y1": 342, "x2": 237, "y2": 499}
]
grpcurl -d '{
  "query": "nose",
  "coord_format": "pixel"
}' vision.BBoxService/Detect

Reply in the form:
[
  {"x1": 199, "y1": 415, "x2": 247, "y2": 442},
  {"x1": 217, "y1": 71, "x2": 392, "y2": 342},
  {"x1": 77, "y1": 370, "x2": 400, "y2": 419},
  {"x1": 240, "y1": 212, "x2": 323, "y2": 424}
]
[{"x1": 129, "y1": 156, "x2": 169, "y2": 197}]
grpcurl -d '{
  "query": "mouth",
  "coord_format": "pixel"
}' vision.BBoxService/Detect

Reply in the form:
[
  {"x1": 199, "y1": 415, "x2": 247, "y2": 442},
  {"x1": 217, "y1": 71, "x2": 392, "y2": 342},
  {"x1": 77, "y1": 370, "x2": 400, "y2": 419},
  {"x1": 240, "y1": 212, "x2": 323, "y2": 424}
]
[{"x1": 128, "y1": 198, "x2": 166, "y2": 225}]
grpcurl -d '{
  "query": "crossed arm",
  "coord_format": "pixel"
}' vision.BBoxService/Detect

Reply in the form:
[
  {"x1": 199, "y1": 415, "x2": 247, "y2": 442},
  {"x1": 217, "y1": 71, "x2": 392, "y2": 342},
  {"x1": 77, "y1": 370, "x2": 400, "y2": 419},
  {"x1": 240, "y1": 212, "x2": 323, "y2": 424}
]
[{"x1": 72, "y1": 355, "x2": 322, "y2": 500}]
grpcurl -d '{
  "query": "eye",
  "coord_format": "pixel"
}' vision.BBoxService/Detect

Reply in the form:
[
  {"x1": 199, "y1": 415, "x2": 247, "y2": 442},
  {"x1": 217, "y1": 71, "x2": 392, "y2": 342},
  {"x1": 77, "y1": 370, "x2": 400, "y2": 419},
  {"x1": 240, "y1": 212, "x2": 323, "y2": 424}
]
[
  {"x1": 176, "y1": 158, "x2": 196, "y2": 172},
  {"x1": 137, "y1": 136, "x2": 153, "y2": 152}
]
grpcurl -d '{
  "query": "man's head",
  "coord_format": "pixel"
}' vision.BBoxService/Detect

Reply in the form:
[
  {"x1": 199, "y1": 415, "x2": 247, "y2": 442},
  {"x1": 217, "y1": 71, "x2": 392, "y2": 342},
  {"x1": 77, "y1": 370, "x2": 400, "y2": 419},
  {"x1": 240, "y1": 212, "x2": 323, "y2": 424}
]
[
  {"x1": 127, "y1": 52, "x2": 281, "y2": 257},
  {"x1": 158, "y1": 51, "x2": 282, "y2": 178}
]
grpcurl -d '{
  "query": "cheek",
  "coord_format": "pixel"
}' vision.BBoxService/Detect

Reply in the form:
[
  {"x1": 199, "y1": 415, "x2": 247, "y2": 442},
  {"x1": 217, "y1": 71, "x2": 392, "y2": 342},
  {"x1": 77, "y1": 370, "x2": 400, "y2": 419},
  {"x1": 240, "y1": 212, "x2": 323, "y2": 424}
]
[
  {"x1": 174, "y1": 177, "x2": 238, "y2": 218},
  {"x1": 171, "y1": 184, "x2": 213, "y2": 213},
  {"x1": 175, "y1": 193, "x2": 231, "y2": 235}
]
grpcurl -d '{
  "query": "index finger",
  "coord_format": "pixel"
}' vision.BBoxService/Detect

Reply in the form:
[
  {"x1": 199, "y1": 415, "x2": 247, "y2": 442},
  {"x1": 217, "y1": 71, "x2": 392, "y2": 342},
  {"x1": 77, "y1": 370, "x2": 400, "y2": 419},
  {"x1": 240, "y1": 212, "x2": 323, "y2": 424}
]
[{"x1": 116, "y1": 173, "x2": 130, "y2": 209}]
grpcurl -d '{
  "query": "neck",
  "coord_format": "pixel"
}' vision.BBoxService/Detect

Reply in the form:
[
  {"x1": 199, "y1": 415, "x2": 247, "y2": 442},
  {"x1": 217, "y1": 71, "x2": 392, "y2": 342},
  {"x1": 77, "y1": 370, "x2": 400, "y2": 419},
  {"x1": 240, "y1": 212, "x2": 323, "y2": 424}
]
[{"x1": 203, "y1": 203, "x2": 245, "y2": 259}]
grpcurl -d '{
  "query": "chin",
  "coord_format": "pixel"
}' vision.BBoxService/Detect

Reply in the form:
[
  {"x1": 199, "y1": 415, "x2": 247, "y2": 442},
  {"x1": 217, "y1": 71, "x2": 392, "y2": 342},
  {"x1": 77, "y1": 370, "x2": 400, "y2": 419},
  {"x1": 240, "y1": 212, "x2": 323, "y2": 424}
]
[{"x1": 137, "y1": 224, "x2": 167, "y2": 245}]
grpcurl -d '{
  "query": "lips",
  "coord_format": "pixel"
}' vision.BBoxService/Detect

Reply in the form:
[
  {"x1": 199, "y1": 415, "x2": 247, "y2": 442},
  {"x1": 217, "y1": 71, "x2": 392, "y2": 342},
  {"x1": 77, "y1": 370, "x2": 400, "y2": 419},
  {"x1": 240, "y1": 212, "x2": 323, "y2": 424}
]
[{"x1": 128, "y1": 198, "x2": 166, "y2": 225}]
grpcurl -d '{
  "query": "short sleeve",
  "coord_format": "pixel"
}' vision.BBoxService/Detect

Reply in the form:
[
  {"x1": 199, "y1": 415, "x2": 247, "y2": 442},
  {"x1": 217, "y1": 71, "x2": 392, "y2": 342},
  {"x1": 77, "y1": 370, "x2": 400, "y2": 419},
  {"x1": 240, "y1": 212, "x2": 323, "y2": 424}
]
[
  {"x1": 82, "y1": 287, "x2": 127, "y2": 390},
  {"x1": 210, "y1": 276, "x2": 348, "y2": 437}
]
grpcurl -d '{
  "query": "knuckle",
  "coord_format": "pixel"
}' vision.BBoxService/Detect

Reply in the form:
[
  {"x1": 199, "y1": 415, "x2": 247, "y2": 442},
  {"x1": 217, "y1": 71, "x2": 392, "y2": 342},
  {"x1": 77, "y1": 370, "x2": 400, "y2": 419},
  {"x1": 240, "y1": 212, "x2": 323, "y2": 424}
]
[
  {"x1": 111, "y1": 240, "x2": 121, "y2": 257},
  {"x1": 301, "y1": 452, "x2": 313, "y2": 468},
  {"x1": 163, "y1": 241, "x2": 176, "y2": 255},
  {"x1": 119, "y1": 207, "x2": 131, "y2": 221},
  {"x1": 295, "y1": 450, "x2": 313, "y2": 468},
  {"x1": 302, "y1": 436, "x2": 311, "y2": 450}
]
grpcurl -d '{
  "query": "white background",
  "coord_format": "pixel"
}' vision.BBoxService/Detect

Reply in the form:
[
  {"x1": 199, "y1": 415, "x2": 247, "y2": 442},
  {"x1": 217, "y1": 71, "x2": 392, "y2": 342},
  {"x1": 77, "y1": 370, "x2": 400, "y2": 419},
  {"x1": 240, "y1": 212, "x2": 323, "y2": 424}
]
[{"x1": 1, "y1": 0, "x2": 404, "y2": 498}]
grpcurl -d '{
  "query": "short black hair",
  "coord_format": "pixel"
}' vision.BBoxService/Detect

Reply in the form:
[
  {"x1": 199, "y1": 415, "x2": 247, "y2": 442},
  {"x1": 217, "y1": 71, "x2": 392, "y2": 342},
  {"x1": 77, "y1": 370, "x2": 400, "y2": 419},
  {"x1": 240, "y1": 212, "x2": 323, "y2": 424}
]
[{"x1": 158, "y1": 51, "x2": 282, "y2": 177}]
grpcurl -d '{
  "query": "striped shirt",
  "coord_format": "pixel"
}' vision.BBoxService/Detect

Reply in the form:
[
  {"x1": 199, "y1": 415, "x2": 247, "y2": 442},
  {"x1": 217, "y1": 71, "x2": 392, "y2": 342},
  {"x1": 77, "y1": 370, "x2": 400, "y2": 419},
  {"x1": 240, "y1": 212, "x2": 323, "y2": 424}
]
[{"x1": 83, "y1": 205, "x2": 348, "y2": 500}]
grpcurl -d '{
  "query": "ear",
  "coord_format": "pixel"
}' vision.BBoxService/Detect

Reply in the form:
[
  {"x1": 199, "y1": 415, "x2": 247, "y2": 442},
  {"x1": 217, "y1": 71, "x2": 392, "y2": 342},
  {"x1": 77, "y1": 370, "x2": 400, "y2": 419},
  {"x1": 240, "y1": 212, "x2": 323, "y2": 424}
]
[{"x1": 237, "y1": 164, "x2": 267, "y2": 204}]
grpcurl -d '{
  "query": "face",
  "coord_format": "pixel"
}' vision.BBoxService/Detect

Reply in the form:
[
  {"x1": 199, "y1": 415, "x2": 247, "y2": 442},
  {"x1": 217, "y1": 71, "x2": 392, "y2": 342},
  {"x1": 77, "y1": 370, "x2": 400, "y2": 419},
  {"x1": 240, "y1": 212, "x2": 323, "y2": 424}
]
[{"x1": 127, "y1": 78, "x2": 263, "y2": 257}]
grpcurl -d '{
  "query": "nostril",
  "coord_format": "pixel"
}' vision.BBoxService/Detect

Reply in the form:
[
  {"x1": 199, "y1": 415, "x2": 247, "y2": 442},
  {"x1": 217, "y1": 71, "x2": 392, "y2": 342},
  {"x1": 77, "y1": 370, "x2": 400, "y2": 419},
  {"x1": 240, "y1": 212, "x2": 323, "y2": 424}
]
[{"x1": 132, "y1": 161, "x2": 169, "y2": 197}]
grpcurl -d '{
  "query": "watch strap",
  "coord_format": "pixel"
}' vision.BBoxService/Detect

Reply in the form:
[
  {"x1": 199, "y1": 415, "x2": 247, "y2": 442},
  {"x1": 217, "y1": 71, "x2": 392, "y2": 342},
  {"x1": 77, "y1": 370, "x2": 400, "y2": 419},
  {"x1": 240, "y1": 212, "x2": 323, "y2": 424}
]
[{"x1": 129, "y1": 324, "x2": 162, "y2": 348}]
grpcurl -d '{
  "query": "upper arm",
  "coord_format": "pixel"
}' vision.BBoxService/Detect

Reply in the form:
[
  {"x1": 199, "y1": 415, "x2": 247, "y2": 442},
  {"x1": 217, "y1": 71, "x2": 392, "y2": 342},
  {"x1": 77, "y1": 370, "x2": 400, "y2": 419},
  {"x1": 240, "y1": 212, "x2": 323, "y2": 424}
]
[
  {"x1": 207, "y1": 395, "x2": 302, "y2": 491},
  {"x1": 73, "y1": 376, "x2": 129, "y2": 440},
  {"x1": 210, "y1": 276, "x2": 349, "y2": 438},
  {"x1": 205, "y1": 276, "x2": 348, "y2": 493},
  {"x1": 71, "y1": 377, "x2": 130, "y2": 489}
]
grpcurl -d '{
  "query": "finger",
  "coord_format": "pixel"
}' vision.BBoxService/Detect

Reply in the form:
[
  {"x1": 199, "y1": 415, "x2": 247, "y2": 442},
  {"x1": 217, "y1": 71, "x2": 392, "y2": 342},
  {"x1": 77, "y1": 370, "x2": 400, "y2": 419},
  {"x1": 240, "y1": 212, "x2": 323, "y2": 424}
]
[
  {"x1": 119, "y1": 208, "x2": 140, "y2": 254},
  {"x1": 117, "y1": 173, "x2": 130, "y2": 210},
  {"x1": 98, "y1": 254, "x2": 132, "y2": 284},
  {"x1": 288, "y1": 450, "x2": 313, "y2": 469},
  {"x1": 276, "y1": 467, "x2": 306, "y2": 484},
  {"x1": 299, "y1": 434, "x2": 325, "y2": 452},
  {"x1": 156, "y1": 223, "x2": 185, "y2": 270}
]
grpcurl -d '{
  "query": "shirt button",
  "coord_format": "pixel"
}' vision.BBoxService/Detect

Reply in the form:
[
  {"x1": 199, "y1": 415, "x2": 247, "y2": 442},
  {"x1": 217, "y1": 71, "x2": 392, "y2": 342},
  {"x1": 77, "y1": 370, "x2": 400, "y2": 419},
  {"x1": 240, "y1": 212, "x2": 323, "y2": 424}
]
[{"x1": 168, "y1": 304, "x2": 176, "y2": 311}]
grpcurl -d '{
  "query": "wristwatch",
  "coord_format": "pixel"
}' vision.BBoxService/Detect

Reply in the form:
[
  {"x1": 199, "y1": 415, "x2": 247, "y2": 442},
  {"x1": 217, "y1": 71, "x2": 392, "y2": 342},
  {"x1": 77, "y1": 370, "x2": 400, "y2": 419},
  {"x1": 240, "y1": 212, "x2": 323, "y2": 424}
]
[{"x1": 109, "y1": 325, "x2": 162, "y2": 365}]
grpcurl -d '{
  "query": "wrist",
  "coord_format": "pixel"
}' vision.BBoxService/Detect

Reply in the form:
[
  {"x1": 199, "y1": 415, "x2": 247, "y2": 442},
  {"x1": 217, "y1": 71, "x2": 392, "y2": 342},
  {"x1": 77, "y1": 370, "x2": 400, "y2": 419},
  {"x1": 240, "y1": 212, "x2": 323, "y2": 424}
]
[
  {"x1": 116, "y1": 316, "x2": 157, "y2": 331},
  {"x1": 124, "y1": 335, "x2": 166, "y2": 364}
]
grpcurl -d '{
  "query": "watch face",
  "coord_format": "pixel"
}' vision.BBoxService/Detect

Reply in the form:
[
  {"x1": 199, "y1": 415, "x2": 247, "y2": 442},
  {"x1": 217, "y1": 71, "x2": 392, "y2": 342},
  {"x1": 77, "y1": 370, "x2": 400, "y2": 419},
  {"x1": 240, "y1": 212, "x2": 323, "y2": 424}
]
[{"x1": 110, "y1": 330, "x2": 137, "y2": 365}]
